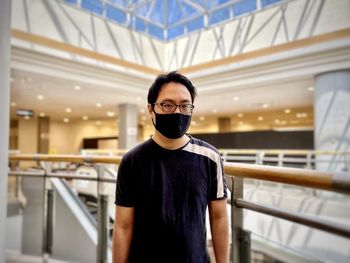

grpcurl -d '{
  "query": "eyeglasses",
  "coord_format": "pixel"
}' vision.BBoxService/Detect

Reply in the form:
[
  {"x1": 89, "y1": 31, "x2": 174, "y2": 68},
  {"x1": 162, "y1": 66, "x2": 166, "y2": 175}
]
[{"x1": 153, "y1": 102, "x2": 194, "y2": 115}]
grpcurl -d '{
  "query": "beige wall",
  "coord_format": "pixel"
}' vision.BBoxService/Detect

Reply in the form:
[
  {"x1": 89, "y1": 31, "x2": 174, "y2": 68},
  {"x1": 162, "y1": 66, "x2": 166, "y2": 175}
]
[{"x1": 50, "y1": 119, "x2": 118, "y2": 154}]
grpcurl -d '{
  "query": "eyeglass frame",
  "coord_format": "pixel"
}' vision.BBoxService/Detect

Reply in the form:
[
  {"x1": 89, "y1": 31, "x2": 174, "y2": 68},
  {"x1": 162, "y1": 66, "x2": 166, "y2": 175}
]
[{"x1": 152, "y1": 102, "x2": 195, "y2": 115}]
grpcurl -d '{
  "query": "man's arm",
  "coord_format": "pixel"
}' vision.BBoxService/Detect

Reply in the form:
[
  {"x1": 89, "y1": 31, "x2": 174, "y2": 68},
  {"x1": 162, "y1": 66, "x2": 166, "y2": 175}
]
[
  {"x1": 209, "y1": 199, "x2": 229, "y2": 263},
  {"x1": 112, "y1": 205, "x2": 135, "y2": 263}
]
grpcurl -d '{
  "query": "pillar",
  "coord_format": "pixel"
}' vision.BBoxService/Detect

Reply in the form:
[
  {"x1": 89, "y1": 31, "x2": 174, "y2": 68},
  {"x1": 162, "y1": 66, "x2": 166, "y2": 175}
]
[
  {"x1": 314, "y1": 70, "x2": 350, "y2": 172},
  {"x1": 118, "y1": 104, "x2": 137, "y2": 150},
  {"x1": 38, "y1": 116, "x2": 50, "y2": 154},
  {"x1": 218, "y1": 117, "x2": 231, "y2": 132},
  {"x1": 0, "y1": 0, "x2": 12, "y2": 261}
]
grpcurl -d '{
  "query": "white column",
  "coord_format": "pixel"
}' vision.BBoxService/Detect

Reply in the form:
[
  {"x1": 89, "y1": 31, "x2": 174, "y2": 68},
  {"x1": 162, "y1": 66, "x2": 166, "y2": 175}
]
[
  {"x1": 118, "y1": 104, "x2": 137, "y2": 150},
  {"x1": 314, "y1": 70, "x2": 350, "y2": 172},
  {"x1": 0, "y1": 0, "x2": 12, "y2": 261}
]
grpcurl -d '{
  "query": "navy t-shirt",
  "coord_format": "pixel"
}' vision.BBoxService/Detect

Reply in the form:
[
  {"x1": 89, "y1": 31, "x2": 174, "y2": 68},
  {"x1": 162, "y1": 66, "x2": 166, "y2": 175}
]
[{"x1": 115, "y1": 136, "x2": 227, "y2": 263}]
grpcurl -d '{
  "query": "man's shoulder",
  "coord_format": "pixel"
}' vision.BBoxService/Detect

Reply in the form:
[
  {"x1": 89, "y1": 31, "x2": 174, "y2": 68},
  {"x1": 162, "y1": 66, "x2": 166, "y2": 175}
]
[
  {"x1": 189, "y1": 136, "x2": 220, "y2": 154},
  {"x1": 122, "y1": 139, "x2": 152, "y2": 162},
  {"x1": 185, "y1": 136, "x2": 221, "y2": 161}
]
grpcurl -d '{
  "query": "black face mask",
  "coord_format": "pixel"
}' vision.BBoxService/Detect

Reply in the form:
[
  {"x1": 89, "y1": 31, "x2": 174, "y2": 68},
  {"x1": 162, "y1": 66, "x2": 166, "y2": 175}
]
[{"x1": 152, "y1": 112, "x2": 191, "y2": 139}]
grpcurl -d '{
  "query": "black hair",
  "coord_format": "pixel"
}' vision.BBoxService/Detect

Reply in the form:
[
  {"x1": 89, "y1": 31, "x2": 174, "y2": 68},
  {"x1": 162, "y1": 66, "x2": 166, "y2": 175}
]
[{"x1": 147, "y1": 71, "x2": 197, "y2": 104}]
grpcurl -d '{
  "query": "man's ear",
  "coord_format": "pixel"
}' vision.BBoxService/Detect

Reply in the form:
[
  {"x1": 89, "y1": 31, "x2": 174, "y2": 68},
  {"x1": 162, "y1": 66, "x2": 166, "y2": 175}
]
[{"x1": 147, "y1": 104, "x2": 153, "y2": 114}]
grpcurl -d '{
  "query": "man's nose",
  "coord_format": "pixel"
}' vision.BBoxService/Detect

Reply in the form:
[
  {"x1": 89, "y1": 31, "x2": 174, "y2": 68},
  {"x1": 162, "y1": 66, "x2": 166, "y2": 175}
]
[{"x1": 174, "y1": 105, "x2": 181, "y2": 113}]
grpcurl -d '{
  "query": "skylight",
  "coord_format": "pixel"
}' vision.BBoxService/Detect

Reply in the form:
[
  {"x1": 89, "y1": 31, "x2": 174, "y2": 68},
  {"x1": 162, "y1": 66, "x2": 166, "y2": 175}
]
[{"x1": 64, "y1": 0, "x2": 284, "y2": 41}]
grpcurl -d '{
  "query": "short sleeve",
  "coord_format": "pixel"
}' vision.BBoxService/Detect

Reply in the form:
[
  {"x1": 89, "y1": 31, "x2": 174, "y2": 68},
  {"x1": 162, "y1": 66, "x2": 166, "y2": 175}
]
[
  {"x1": 115, "y1": 156, "x2": 137, "y2": 207},
  {"x1": 209, "y1": 155, "x2": 227, "y2": 201}
]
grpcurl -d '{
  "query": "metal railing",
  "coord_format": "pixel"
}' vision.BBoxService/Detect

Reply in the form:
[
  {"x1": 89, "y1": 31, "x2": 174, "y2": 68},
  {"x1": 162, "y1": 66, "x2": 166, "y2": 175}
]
[{"x1": 8, "y1": 154, "x2": 350, "y2": 263}]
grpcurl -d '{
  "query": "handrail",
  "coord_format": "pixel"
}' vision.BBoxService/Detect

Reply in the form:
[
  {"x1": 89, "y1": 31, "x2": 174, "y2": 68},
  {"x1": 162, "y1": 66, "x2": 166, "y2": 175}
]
[
  {"x1": 236, "y1": 198, "x2": 350, "y2": 239},
  {"x1": 219, "y1": 149, "x2": 350, "y2": 155},
  {"x1": 224, "y1": 162, "x2": 350, "y2": 194},
  {"x1": 8, "y1": 154, "x2": 350, "y2": 194},
  {"x1": 9, "y1": 154, "x2": 122, "y2": 164}
]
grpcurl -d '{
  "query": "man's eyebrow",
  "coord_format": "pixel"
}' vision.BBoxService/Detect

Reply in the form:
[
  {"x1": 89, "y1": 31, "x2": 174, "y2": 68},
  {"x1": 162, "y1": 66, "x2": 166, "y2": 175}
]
[{"x1": 160, "y1": 99, "x2": 191, "y2": 103}]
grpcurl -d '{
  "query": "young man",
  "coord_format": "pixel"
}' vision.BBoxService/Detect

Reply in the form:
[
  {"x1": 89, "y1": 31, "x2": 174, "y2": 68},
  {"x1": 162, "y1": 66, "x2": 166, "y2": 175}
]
[{"x1": 113, "y1": 71, "x2": 228, "y2": 263}]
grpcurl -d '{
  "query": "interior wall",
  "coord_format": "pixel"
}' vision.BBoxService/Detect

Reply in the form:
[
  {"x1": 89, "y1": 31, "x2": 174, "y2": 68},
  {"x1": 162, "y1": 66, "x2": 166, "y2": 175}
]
[{"x1": 17, "y1": 118, "x2": 38, "y2": 167}]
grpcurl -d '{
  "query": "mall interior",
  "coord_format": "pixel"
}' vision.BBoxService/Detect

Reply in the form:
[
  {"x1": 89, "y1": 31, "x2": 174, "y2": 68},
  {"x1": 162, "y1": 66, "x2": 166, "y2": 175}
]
[{"x1": 1, "y1": 0, "x2": 350, "y2": 262}]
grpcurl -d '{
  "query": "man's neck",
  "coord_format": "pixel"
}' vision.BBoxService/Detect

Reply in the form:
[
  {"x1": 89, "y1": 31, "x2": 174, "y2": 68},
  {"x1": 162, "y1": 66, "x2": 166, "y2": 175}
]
[{"x1": 152, "y1": 132, "x2": 190, "y2": 150}]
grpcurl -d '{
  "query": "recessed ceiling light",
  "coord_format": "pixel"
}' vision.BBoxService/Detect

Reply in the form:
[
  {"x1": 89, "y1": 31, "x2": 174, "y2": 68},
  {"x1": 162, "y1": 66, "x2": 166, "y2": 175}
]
[
  {"x1": 284, "y1": 109, "x2": 291, "y2": 114},
  {"x1": 262, "y1": 103, "x2": 269, "y2": 108},
  {"x1": 141, "y1": 116, "x2": 147, "y2": 121},
  {"x1": 74, "y1": 85, "x2": 81, "y2": 90},
  {"x1": 140, "y1": 108, "x2": 145, "y2": 114},
  {"x1": 96, "y1": 120, "x2": 102, "y2": 125},
  {"x1": 275, "y1": 119, "x2": 280, "y2": 124},
  {"x1": 107, "y1": 111, "x2": 115, "y2": 117},
  {"x1": 63, "y1": 118, "x2": 69, "y2": 123},
  {"x1": 233, "y1": 96, "x2": 239, "y2": 101},
  {"x1": 212, "y1": 109, "x2": 218, "y2": 113},
  {"x1": 65, "y1": 108, "x2": 72, "y2": 113},
  {"x1": 10, "y1": 102, "x2": 16, "y2": 107},
  {"x1": 24, "y1": 116, "x2": 30, "y2": 120},
  {"x1": 82, "y1": 116, "x2": 88, "y2": 121},
  {"x1": 96, "y1": 103, "x2": 102, "y2": 108},
  {"x1": 296, "y1": 113, "x2": 308, "y2": 118},
  {"x1": 308, "y1": 87, "x2": 314, "y2": 91},
  {"x1": 257, "y1": 116, "x2": 264, "y2": 121},
  {"x1": 37, "y1": 95, "x2": 44, "y2": 100},
  {"x1": 237, "y1": 113, "x2": 243, "y2": 118},
  {"x1": 39, "y1": 113, "x2": 46, "y2": 117},
  {"x1": 199, "y1": 116, "x2": 205, "y2": 121}
]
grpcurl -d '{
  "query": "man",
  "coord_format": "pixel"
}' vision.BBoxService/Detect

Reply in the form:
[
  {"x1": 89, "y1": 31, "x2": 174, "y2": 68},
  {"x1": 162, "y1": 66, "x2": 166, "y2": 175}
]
[{"x1": 113, "y1": 71, "x2": 228, "y2": 263}]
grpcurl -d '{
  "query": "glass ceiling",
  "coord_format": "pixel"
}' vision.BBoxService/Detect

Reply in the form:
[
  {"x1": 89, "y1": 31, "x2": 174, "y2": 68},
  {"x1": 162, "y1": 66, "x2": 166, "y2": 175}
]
[{"x1": 64, "y1": 0, "x2": 284, "y2": 41}]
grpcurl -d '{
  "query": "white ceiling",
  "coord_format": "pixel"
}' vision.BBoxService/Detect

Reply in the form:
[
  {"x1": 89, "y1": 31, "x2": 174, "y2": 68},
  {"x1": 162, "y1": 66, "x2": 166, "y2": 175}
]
[{"x1": 9, "y1": 67, "x2": 314, "y2": 122}]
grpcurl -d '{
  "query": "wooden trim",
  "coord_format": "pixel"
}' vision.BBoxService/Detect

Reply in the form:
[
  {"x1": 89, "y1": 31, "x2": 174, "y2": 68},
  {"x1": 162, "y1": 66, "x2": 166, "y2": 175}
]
[
  {"x1": 11, "y1": 29, "x2": 161, "y2": 75},
  {"x1": 224, "y1": 162, "x2": 334, "y2": 191},
  {"x1": 9, "y1": 154, "x2": 122, "y2": 164},
  {"x1": 9, "y1": 154, "x2": 341, "y2": 192},
  {"x1": 180, "y1": 28, "x2": 350, "y2": 74}
]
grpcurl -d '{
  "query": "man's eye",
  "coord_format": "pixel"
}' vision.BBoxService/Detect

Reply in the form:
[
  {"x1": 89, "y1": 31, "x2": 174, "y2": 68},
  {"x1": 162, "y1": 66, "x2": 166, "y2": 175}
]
[{"x1": 163, "y1": 104, "x2": 173, "y2": 108}]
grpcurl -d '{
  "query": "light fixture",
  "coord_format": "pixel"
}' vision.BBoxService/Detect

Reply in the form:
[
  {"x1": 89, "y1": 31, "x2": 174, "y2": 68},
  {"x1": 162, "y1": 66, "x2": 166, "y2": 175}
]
[
  {"x1": 284, "y1": 109, "x2": 291, "y2": 114},
  {"x1": 37, "y1": 95, "x2": 44, "y2": 100},
  {"x1": 140, "y1": 108, "x2": 145, "y2": 114},
  {"x1": 237, "y1": 113, "x2": 243, "y2": 118},
  {"x1": 262, "y1": 103, "x2": 269, "y2": 108},
  {"x1": 74, "y1": 85, "x2": 81, "y2": 90},
  {"x1": 107, "y1": 111, "x2": 115, "y2": 117},
  {"x1": 96, "y1": 103, "x2": 102, "y2": 108},
  {"x1": 308, "y1": 87, "x2": 314, "y2": 91},
  {"x1": 199, "y1": 116, "x2": 205, "y2": 121},
  {"x1": 296, "y1": 113, "x2": 308, "y2": 118},
  {"x1": 65, "y1": 108, "x2": 72, "y2": 113},
  {"x1": 275, "y1": 119, "x2": 280, "y2": 124},
  {"x1": 233, "y1": 96, "x2": 239, "y2": 101},
  {"x1": 10, "y1": 102, "x2": 16, "y2": 107},
  {"x1": 82, "y1": 116, "x2": 89, "y2": 121},
  {"x1": 63, "y1": 118, "x2": 69, "y2": 123},
  {"x1": 212, "y1": 109, "x2": 218, "y2": 113},
  {"x1": 141, "y1": 116, "x2": 147, "y2": 121},
  {"x1": 39, "y1": 113, "x2": 46, "y2": 117},
  {"x1": 24, "y1": 116, "x2": 30, "y2": 120},
  {"x1": 257, "y1": 116, "x2": 264, "y2": 121}
]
